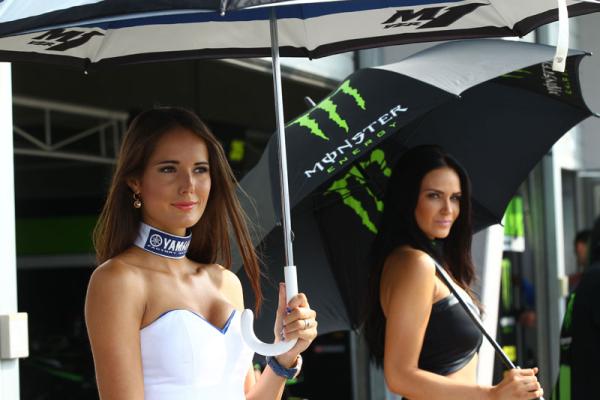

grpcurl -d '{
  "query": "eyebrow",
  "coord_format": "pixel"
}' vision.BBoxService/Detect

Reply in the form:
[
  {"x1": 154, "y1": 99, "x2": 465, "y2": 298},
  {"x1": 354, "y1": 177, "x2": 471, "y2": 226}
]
[
  {"x1": 154, "y1": 160, "x2": 209, "y2": 166},
  {"x1": 423, "y1": 188, "x2": 462, "y2": 195}
]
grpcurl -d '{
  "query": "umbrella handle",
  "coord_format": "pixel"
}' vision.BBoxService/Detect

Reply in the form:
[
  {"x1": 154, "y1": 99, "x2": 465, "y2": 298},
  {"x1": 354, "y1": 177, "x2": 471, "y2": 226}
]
[{"x1": 241, "y1": 266, "x2": 299, "y2": 356}]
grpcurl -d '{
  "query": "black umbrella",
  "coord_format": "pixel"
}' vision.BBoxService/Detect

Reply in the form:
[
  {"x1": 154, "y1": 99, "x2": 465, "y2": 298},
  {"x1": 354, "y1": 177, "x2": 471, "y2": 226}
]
[{"x1": 235, "y1": 39, "x2": 595, "y2": 338}]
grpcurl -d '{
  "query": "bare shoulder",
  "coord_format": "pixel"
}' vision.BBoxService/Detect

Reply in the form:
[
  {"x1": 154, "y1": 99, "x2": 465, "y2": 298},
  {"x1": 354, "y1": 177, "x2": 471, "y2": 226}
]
[
  {"x1": 380, "y1": 247, "x2": 437, "y2": 316},
  {"x1": 205, "y1": 263, "x2": 244, "y2": 309},
  {"x1": 86, "y1": 257, "x2": 147, "y2": 312},
  {"x1": 89, "y1": 256, "x2": 145, "y2": 291},
  {"x1": 382, "y1": 246, "x2": 436, "y2": 283}
]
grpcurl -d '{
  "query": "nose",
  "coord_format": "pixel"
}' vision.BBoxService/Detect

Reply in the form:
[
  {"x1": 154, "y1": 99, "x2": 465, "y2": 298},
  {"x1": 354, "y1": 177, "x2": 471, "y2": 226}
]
[
  {"x1": 178, "y1": 170, "x2": 195, "y2": 195},
  {"x1": 440, "y1": 198, "x2": 452, "y2": 214}
]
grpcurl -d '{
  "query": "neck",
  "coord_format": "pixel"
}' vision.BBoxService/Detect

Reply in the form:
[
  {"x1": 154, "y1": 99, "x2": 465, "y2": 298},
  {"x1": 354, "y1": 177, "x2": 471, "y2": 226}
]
[{"x1": 134, "y1": 221, "x2": 191, "y2": 259}]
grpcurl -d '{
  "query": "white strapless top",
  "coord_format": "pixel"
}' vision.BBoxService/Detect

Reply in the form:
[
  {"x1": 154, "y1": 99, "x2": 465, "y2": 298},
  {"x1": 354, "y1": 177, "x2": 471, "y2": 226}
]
[{"x1": 140, "y1": 309, "x2": 254, "y2": 400}]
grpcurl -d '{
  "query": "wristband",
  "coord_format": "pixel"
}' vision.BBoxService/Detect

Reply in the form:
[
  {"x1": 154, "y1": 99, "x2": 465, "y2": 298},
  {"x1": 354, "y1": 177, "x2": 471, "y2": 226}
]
[{"x1": 266, "y1": 355, "x2": 302, "y2": 379}]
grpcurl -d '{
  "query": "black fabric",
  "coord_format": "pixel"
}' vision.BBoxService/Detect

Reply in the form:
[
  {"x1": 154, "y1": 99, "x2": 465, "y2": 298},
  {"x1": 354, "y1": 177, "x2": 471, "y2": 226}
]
[
  {"x1": 555, "y1": 263, "x2": 600, "y2": 399},
  {"x1": 418, "y1": 293, "x2": 483, "y2": 376},
  {"x1": 236, "y1": 46, "x2": 593, "y2": 334}
]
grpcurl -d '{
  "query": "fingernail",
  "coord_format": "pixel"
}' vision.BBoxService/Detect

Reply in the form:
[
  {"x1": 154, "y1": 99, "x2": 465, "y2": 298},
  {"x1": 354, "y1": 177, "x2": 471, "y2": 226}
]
[
  {"x1": 280, "y1": 328, "x2": 286, "y2": 341},
  {"x1": 286, "y1": 307, "x2": 292, "y2": 314}
]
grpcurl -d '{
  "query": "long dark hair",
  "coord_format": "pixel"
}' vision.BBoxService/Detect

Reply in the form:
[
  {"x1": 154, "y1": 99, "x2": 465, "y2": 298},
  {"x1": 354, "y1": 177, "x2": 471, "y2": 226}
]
[
  {"x1": 93, "y1": 107, "x2": 263, "y2": 311},
  {"x1": 364, "y1": 145, "x2": 476, "y2": 366}
]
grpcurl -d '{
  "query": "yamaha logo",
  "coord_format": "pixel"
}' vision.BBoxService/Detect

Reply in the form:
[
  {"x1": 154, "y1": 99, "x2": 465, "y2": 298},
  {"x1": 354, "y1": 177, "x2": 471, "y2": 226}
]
[{"x1": 149, "y1": 234, "x2": 163, "y2": 248}]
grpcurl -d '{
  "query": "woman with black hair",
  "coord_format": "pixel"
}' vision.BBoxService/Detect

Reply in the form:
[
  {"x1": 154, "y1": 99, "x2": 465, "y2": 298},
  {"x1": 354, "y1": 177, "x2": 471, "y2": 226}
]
[{"x1": 364, "y1": 145, "x2": 542, "y2": 399}]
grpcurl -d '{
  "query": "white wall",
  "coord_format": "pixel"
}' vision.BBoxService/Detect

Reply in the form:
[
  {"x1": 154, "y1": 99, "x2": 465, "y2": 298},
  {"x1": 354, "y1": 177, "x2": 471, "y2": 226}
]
[
  {"x1": 576, "y1": 14, "x2": 600, "y2": 170},
  {"x1": 0, "y1": 63, "x2": 20, "y2": 399}
]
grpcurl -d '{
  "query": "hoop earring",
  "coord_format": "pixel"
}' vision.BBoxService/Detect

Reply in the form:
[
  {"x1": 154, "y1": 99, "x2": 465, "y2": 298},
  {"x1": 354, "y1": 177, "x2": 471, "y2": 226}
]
[{"x1": 133, "y1": 192, "x2": 142, "y2": 209}]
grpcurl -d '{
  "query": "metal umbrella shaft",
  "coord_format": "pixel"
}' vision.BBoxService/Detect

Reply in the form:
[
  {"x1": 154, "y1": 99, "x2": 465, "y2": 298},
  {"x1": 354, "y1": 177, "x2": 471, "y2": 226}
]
[
  {"x1": 269, "y1": 8, "x2": 294, "y2": 269},
  {"x1": 239, "y1": 8, "x2": 298, "y2": 356}
]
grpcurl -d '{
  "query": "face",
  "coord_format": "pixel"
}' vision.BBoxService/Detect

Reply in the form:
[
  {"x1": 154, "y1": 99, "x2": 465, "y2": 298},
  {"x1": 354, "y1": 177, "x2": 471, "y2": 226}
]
[
  {"x1": 129, "y1": 127, "x2": 211, "y2": 236},
  {"x1": 414, "y1": 167, "x2": 462, "y2": 240},
  {"x1": 575, "y1": 241, "x2": 588, "y2": 266}
]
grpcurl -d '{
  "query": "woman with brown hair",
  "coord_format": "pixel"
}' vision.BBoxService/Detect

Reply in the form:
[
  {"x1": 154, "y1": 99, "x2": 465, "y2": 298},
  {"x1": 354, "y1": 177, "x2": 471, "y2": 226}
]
[{"x1": 85, "y1": 107, "x2": 317, "y2": 400}]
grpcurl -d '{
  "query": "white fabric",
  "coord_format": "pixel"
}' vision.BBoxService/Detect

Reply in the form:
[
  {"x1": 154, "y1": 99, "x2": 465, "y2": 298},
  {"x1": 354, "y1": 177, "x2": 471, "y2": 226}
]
[
  {"x1": 553, "y1": 0, "x2": 569, "y2": 72},
  {"x1": 141, "y1": 309, "x2": 254, "y2": 400},
  {"x1": 0, "y1": 0, "x2": 595, "y2": 63}
]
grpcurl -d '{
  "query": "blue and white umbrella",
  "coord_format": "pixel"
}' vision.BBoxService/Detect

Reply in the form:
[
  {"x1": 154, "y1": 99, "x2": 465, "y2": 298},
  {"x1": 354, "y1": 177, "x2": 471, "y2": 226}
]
[
  {"x1": 0, "y1": 0, "x2": 599, "y2": 360},
  {"x1": 0, "y1": 0, "x2": 599, "y2": 69}
]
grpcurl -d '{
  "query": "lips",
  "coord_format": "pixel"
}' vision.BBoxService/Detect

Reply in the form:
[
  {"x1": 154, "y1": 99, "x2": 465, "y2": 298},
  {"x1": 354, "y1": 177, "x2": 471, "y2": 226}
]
[
  {"x1": 172, "y1": 201, "x2": 198, "y2": 211},
  {"x1": 434, "y1": 220, "x2": 453, "y2": 226}
]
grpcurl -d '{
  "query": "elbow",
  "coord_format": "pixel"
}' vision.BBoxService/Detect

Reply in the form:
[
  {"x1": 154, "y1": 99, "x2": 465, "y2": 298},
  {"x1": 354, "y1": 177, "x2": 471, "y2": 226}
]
[{"x1": 383, "y1": 363, "x2": 416, "y2": 396}]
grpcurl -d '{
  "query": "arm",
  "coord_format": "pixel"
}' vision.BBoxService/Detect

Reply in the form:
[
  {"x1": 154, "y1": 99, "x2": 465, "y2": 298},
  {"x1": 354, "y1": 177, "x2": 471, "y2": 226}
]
[
  {"x1": 221, "y1": 270, "x2": 316, "y2": 400},
  {"x1": 85, "y1": 260, "x2": 147, "y2": 400},
  {"x1": 381, "y1": 249, "x2": 542, "y2": 400}
]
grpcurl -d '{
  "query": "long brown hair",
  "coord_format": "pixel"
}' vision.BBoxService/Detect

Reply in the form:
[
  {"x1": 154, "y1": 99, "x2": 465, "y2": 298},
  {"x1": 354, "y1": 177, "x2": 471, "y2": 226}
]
[{"x1": 93, "y1": 107, "x2": 263, "y2": 311}]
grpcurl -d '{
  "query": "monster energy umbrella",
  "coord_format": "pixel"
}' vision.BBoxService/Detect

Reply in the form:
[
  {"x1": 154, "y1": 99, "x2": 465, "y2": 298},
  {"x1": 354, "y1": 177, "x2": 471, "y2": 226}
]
[
  {"x1": 0, "y1": 1, "x2": 599, "y2": 68},
  {"x1": 235, "y1": 39, "x2": 595, "y2": 335}
]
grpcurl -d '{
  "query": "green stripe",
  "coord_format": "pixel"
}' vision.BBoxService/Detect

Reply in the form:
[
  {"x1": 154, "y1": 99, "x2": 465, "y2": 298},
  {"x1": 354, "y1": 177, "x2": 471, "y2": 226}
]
[
  {"x1": 504, "y1": 196, "x2": 524, "y2": 238},
  {"x1": 559, "y1": 364, "x2": 571, "y2": 400},
  {"x1": 564, "y1": 293, "x2": 576, "y2": 330},
  {"x1": 501, "y1": 258, "x2": 512, "y2": 312}
]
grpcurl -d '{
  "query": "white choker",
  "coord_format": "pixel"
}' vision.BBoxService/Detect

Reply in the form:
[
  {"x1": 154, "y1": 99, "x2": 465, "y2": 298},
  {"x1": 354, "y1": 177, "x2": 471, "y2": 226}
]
[{"x1": 134, "y1": 222, "x2": 191, "y2": 259}]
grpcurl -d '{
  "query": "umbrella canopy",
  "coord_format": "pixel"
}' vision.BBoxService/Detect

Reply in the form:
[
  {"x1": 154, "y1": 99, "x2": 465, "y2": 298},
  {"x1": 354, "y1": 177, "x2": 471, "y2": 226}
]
[
  {"x1": 236, "y1": 39, "x2": 595, "y2": 336},
  {"x1": 0, "y1": 0, "x2": 599, "y2": 67}
]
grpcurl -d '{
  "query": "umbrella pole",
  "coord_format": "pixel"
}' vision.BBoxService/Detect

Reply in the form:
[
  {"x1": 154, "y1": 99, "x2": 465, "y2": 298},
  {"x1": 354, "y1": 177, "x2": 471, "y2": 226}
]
[
  {"x1": 434, "y1": 262, "x2": 544, "y2": 400},
  {"x1": 239, "y1": 8, "x2": 298, "y2": 357},
  {"x1": 269, "y1": 8, "x2": 295, "y2": 272},
  {"x1": 268, "y1": 4, "x2": 299, "y2": 331}
]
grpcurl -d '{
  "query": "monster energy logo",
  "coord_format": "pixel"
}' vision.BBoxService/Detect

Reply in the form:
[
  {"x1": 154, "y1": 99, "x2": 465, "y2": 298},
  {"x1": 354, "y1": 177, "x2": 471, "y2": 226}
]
[
  {"x1": 541, "y1": 61, "x2": 572, "y2": 96},
  {"x1": 325, "y1": 149, "x2": 391, "y2": 233},
  {"x1": 291, "y1": 79, "x2": 407, "y2": 178},
  {"x1": 292, "y1": 80, "x2": 366, "y2": 141},
  {"x1": 302, "y1": 103, "x2": 406, "y2": 179}
]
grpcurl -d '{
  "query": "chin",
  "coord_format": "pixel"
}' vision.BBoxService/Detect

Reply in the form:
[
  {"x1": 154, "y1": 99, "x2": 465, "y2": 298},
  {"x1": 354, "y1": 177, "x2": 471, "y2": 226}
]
[
  {"x1": 433, "y1": 230, "x2": 451, "y2": 239},
  {"x1": 168, "y1": 213, "x2": 202, "y2": 230}
]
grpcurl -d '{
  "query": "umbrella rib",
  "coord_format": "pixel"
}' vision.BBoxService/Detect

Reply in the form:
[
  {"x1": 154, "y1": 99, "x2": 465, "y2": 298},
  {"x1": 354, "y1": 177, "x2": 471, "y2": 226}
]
[{"x1": 486, "y1": 2, "x2": 515, "y2": 34}]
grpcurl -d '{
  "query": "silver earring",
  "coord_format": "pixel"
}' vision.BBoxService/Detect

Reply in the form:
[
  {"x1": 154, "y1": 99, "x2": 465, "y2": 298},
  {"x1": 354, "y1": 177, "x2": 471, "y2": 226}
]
[{"x1": 133, "y1": 192, "x2": 142, "y2": 209}]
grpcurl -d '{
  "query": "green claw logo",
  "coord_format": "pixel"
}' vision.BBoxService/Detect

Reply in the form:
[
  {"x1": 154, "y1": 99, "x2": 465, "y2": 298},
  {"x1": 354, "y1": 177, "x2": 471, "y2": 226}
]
[
  {"x1": 290, "y1": 80, "x2": 366, "y2": 141},
  {"x1": 325, "y1": 149, "x2": 391, "y2": 234},
  {"x1": 501, "y1": 69, "x2": 532, "y2": 79},
  {"x1": 295, "y1": 79, "x2": 408, "y2": 179}
]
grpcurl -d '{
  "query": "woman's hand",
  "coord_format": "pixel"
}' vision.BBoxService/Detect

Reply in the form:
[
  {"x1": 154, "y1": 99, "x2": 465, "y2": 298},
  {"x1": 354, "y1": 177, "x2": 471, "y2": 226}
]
[
  {"x1": 273, "y1": 282, "x2": 318, "y2": 368},
  {"x1": 490, "y1": 368, "x2": 543, "y2": 400}
]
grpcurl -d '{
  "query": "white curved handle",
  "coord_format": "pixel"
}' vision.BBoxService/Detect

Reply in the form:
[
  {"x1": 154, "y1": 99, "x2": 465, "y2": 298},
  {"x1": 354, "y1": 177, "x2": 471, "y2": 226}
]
[
  {"x1": 241, "y1": 309, "x2": 298, "y2": 356},
  {"x1": 241, "y1": 266, "x2": 299, "y2": 356}
]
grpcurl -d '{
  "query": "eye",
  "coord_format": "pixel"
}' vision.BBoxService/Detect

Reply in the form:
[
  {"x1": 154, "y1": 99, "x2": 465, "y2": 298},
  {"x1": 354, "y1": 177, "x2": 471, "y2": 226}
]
[
  {"x1": 158, "y1": 165, "x2": 176, "y2": 173},
  {"x1": 427, "y1": 192, "x2": 440, "y2": 199},
  {"x1": 194, "y1": 165, "x2": 209, "y2": 174},
  {"x1": 451, "y1": 195, "x2": 462, "y2": 202}
]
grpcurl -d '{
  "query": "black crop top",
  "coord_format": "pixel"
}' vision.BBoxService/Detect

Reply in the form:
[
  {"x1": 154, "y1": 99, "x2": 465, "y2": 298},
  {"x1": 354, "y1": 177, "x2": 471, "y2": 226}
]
[{"x1": 418, "y1": 292, "x2": 483, "y2": 375}]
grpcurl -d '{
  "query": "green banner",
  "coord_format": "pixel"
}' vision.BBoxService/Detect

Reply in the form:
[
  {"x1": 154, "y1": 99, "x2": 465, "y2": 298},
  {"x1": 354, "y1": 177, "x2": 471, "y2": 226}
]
[{"x1": 16, "y1": 216, "x2": 97, "y2": 255}]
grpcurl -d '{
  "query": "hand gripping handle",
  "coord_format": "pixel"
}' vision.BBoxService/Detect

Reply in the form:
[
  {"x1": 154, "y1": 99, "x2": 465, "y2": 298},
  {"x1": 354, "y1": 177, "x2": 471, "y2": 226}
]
[{"x1": 240, "y1": 266, "x2": 298, "y2": 356}]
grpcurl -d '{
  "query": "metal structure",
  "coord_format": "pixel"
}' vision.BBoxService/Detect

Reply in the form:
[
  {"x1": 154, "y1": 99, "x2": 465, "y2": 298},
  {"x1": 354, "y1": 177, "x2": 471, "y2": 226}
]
[{"x1": 12, "y1": 95, "x2": 128, "y2": 165}]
